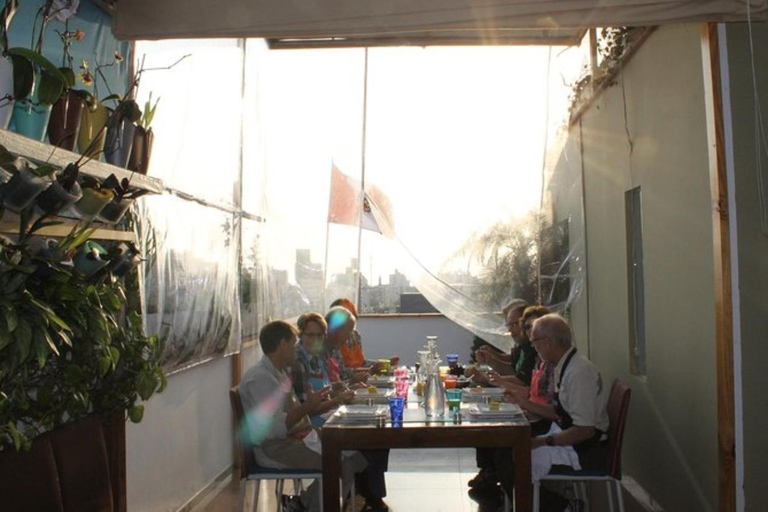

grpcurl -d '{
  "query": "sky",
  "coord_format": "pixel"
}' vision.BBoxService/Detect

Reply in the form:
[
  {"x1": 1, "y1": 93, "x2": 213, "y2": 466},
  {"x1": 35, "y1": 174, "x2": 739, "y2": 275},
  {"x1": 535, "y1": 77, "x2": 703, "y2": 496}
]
[
  {"x1": 252, "y1": 44, "x2": 585, "y2": 284},
  {"x1": 135, "y1": 39, "x2": 586, "y2": 284}
]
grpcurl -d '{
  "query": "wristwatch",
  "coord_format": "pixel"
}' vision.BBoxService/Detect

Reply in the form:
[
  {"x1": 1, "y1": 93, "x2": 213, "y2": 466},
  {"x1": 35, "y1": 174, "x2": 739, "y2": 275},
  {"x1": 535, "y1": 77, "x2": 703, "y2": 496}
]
[{"x1": 545, "y1": 435, "x2": 556, "y2": 447}]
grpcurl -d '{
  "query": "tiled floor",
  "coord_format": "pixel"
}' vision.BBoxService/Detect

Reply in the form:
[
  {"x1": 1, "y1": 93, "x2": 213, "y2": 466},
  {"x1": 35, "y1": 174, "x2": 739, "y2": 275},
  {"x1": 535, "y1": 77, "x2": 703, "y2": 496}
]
[{"x1": 197, "y1": 447, "x2": 490, "y2": 512}]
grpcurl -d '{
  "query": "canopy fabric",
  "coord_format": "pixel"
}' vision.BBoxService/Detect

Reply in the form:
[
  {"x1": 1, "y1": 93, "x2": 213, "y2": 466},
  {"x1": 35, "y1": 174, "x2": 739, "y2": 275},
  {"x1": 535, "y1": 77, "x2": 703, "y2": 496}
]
[{"x1": 115, "y1": 0, "x2": 765, "y2": 43}]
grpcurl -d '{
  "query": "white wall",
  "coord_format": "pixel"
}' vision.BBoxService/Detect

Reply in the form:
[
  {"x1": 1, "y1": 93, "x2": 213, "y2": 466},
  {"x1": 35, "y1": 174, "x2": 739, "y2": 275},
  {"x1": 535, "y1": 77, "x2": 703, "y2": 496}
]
[
  {"x1": 126, "y1": 356, "x2": 234, "y2": 512},
  {"x1": 358, "y1": 315, "x2": 479, "y2": 365},
  {"x1": 552, "y1": 24, "x2": 718, "y2": 511}
]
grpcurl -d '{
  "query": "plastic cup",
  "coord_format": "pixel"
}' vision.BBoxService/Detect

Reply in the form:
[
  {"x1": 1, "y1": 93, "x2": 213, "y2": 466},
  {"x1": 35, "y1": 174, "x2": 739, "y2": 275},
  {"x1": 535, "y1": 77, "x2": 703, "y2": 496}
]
[
  {"x1": 446, "y1": 389, "x2": 462, "y2": 412},
  {"x1": 395, "y1": 379, "x2": 409, "y2": 399},
  {"x1": 388, "y1": 396, "x2": 406, "y2": 426},
  {"x1": 378, "y1": 359, "x2": 391, "y2": 375},
  {"x1": 444, "y1": 376, "x2": 458, "y2": 389}
]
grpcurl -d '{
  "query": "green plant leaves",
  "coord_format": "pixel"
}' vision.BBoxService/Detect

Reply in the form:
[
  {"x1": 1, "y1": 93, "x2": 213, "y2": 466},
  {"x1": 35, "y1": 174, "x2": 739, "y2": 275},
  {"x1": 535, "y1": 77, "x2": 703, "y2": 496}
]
[
  {"x1": 7, "y1": 421, "x2": 21, "y2": 450},
  {"x1": 128, "y1": 404, "x2": 144, "y2": 423},
  {"x1": 136, "y1": 372, "x2": 157, "y2": 401},
  {"x1": 9, "y1": 52, "x2": 32, "y2": 99},
  {"x1": 4, "y1": 306, "x2": 17, "y2": 333},
  {"x1": 7, "y1": 47, "x2": 68, "y2": 104}
]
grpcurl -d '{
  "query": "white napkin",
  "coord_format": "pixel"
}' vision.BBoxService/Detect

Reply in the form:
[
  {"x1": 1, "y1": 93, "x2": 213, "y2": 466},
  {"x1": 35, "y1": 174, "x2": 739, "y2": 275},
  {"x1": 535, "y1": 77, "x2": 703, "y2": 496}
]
[{"x1": 531, "y1": 424, "x2": 582, "y2": 482}]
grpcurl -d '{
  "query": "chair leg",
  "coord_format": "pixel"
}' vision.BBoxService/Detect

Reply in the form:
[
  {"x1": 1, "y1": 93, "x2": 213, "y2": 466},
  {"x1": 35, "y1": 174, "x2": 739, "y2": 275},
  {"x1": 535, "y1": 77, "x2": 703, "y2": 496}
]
[
  {"x1": 615, "y1": 479, "x2": 625, "y2": 512},
  {"x1": 579, "y1": 482, "x2": 589, "y2": 510},
  {"x1": 605, "y1": 480, "x2": 614, "y2": 512},
  {"x1": 252, "y1": 479, "x2": 261, "y2": 512},
  {"x1": 239, "y1": 479, "x2": 247, "y2": 512},
  {"x1": 533, "y1": 481, "x2": 540, "y2": 512}
]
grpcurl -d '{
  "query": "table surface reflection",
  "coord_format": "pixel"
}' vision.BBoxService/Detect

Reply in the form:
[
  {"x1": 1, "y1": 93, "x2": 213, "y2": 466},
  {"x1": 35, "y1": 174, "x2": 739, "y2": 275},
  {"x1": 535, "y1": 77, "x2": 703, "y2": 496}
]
[{"x1": 320, "y1": 399, "x2": 532, "y2": 512}]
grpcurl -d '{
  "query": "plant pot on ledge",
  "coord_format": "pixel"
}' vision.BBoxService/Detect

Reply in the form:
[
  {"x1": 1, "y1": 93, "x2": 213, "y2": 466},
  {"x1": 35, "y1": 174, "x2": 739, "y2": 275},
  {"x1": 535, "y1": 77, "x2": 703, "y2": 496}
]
[
  {"x1": 127, "y1": 126, "x2": 153, "y2": 175},
  {"x1": 48, "y1": 90, "x2": 85, "y2": 151}
]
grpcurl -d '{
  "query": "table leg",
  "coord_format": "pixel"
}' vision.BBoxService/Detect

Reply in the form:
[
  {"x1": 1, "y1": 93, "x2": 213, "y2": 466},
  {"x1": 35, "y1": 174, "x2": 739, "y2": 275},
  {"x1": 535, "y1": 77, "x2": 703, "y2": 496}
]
[
  {"x1": 322, "y1": 437, "x2": 342, "y2": 512},
  {"x1": 514, "y1": 434, "x2": 532, "y2": 512}
]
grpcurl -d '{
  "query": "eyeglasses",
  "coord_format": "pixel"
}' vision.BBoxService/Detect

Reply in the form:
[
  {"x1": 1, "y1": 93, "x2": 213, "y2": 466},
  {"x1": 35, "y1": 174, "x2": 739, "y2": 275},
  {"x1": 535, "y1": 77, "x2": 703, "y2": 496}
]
[
  {"x1": 302, "y1": 332, "x2": 325, "y2": 339},
  {"x1": 529, "y1": 336, "x2": 549, "y2": 344}
]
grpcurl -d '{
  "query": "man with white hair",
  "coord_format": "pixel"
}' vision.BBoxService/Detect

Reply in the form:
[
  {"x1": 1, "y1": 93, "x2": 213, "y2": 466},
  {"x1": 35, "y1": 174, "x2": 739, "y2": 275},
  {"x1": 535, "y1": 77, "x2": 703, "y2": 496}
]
[{"x1": 495, "y1": 313, "x2": 609, "y2": 512}]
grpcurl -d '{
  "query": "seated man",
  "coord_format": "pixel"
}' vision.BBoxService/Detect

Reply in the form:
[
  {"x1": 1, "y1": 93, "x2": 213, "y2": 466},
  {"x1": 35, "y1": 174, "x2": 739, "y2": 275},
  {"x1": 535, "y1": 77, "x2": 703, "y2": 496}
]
[
  {"x1": 239, "y1": 320, "x2": 367, "y2": 512},
  {"x1": 467, "y1": 300, "x2": 538, "y2": 493},
  {"x1": 493, "y1": 314, "x2": 610, "y2": 512}
]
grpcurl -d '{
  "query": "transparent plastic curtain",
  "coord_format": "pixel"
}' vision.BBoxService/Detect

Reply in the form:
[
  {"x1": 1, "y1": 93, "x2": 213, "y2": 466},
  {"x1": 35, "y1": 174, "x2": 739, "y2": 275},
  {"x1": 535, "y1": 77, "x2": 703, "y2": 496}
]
[
  {"x1": 360, "y1": 45, "x2": 589, "y2": 352},
  {"x1": 134, "y1": 40, "x2": 244, "y2": 371},
  {"x1": 137, "y1": 194, "x2": 241, "y2": 372},
  {"x1": 247, "y1": 43, "x2": 590, "y2": 353},
  {"x1": 244, "y1": 40, "x2": 366, "y2": 323}
]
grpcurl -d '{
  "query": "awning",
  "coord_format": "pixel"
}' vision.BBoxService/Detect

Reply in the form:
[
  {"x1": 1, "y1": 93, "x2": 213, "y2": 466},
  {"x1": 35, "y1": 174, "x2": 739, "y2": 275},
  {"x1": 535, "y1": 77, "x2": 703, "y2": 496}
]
[{"x1": 115, "y1": 0, "x2": 766, "y2": 45}]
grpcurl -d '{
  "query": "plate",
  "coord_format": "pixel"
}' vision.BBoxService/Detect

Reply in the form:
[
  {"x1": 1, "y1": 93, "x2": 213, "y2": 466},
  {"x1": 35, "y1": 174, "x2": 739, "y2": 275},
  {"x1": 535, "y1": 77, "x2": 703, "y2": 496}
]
[
  {"x1": 465, "y1": 387, "x2": 504, "y2": 395},
  {"x1": 466, "y1": 403, "x2": 525, "y2": 420},
  {"x1": 367, "y1": 376, "x2": 395, "y2": 387},
  {"x1": 336, "y1": 405, "x2": 389, "y2": 420},
  {"x1": 354, "y1": 387, "x2": 395, "y2": 397}
]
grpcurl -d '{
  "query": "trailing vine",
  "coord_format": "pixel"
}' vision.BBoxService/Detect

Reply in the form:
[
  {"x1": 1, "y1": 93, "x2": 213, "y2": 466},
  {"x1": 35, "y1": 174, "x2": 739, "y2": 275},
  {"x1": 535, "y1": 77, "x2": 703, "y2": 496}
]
[{"x1": 568, "y1": 27, "x2": 644, "y2": 121}]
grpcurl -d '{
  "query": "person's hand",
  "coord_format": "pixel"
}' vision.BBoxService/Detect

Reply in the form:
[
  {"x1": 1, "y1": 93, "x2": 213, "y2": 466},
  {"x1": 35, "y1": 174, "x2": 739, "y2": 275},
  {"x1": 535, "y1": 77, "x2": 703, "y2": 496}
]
[
  {"x1": 503, "y1": 386, "x2": 528, "y2": 406},
  {"x1": 389, "y1": 355, "x2": 400, "y2": 368},
  {"x1": 371, "y1": 361, "x2": 385, "y2": 374},
  {"x1": 305, "y1": 385, "x2": 331, "y2": 411},
  {"x1": 471, "y1": 371, "x2": 490, "y2": 386},
  {"x1": 531, "y1": 437, "x2": 546, "y2": 449},
  {"x1": 336, "y1": 389, "x2": 355, "y2": 405},
  {"x1": 475, "y1": 346, "x2": 489, "y2": 364},
  {"x1": 350, "y1": 371, "x2": 369, "y2": 384}
]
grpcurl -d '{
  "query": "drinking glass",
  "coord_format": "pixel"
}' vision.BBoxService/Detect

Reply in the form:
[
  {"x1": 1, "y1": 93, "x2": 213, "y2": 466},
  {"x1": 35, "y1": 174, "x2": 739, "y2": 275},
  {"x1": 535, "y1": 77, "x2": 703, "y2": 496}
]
[
  {"x1": 388, "y1": 396, "x2": 406, "y2": 426},
  {"x1": 446, "y1": 389, "x2": 462, "y2": 412}
]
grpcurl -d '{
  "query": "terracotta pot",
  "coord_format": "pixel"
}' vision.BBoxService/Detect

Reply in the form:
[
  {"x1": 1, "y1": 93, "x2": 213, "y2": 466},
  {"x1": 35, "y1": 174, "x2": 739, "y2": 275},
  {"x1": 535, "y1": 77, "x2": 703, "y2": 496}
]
[
  {"x1": 48, "y1": 90, "x2": 85, "y2": 151},
  {"x1": 104, "y1": 114, "x2": 136, "y2": 168},
  {"x1": 128, "y1": 126, "x2": 153, "y2": 175},
  {"x1": 77, "y1": 102, "x2": 109, "y2": 159}
]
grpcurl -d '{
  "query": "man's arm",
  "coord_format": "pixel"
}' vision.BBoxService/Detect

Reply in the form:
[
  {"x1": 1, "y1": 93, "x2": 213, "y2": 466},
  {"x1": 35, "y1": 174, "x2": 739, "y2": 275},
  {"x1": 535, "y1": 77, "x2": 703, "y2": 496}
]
[
  {"x1": 531, "y1": 425, "x2": 596, "y2": 449},
  {"x1": 504, "y1": 387, "x2": 558, "y2": 420},
  {"x1": 286, "y1": 385, "x2": 330, "y2": 428}
]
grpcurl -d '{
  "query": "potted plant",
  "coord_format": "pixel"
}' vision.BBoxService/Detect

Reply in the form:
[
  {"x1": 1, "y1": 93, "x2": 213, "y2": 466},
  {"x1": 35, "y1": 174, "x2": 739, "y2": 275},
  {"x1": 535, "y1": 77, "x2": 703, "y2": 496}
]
[
  {"x1": 47, "y1": 20, "x2": 91, "y2": 150},
  {"x1": 97, "y1": 173, "x2": 148, "y2": 224},
  {"x1": 103, "y1": 95, "x2": 139, "y2": 168},
  {"x1": 34, "y1": 161, "x2": 82, "y2": 215},
  {"x1": 0, "y1": 221, "x2": 166, "y2": 454},
  {"x1": 128, "y1": 92, "x2": 158, "y2": 175},
  {"x1": 0, "y1": 145, "x2": 55, "y2": 212},
  {"x1": 0, "y1": 0, "x2": 18, "y2": 129},
  {"x1": 7, "y1": 0, "x2": 72, "y2": 141},
  {"x1": 71, "y1": 174, "x2": 114, "y2": 219}
]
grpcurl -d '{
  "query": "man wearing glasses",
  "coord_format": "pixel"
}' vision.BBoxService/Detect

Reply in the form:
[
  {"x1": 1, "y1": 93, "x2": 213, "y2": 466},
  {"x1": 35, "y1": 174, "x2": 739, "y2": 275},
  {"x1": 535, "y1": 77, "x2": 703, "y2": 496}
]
[
  {"x1": 497, "y1": 314, "x2": 609, "y2": 512},
  {"x1": 468, "y1": 300, "x2": 538, "y2": 499}
]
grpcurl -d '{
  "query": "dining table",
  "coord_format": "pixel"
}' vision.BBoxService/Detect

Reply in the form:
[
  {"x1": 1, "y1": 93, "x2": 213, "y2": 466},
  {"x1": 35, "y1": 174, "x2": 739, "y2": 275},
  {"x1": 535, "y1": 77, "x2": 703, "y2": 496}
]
[{"x1": 320, "y1": 391, "x2": 532, "y2": 512}]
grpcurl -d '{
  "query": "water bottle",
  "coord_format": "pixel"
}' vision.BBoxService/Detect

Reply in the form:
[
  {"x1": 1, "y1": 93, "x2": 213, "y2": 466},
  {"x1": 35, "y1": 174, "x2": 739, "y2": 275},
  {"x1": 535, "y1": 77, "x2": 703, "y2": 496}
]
[{"x1": 425, "y1": 371, "x2": 445, "y2": 418}]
